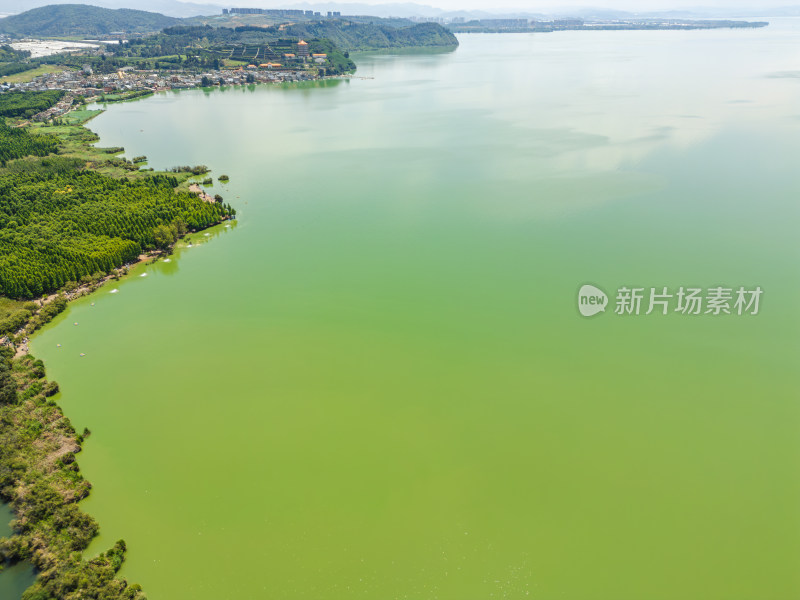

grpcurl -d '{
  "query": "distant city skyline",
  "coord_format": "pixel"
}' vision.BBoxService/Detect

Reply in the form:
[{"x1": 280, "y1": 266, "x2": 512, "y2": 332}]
[
  {"x1": 0, "y1": 0, "x2": 792, "y2": 19},
  {"x1": 205, "y1": 0, "x2": 792, "y2": 11}
]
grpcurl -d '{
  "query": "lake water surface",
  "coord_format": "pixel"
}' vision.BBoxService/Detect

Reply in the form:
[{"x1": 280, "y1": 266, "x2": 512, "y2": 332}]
[
  {"x1": 30, "y1": 22, "x2": 800, "y2": 599},
  {"x1": 0, "y1": 504, "x2": 36, "y2": 599}
]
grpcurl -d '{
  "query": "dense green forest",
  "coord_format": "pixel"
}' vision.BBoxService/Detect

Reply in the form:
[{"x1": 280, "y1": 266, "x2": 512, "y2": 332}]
[
  {"x1": 0, "y1": 121, "x2": 59, "y2": 166},
  {"x1": 0, "y1": 91, "x2": 66, "y2": 119},
  {"x1": 0, "y1": 4, "x2": 181, "y2": 37},
  {"x1": 0, "y1": 349, "x2": 145, "y2": 600},
  {"x1": 0, "y1": 168, "x2": 232, "y2": 298}
]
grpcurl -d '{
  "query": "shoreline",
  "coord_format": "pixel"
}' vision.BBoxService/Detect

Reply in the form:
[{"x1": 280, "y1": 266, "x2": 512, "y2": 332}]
[
  {"x1": 8, "y1": 65, "x2": 340, "y2": 101},
  {"x1": 0, "y1": 95, "x2": 234, "y2": 600},
  {"x1": 10, "y1": 231, "x2": 229, "y2": 358},
  {"x1": 4, "y1": 129, "x2": 234, "y2": 357}
]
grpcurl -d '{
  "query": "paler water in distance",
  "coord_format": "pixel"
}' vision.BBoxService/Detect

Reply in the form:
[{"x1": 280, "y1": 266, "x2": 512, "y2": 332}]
[{"x1": 29, "y1": 20, "x2": 800, "y2": 600}]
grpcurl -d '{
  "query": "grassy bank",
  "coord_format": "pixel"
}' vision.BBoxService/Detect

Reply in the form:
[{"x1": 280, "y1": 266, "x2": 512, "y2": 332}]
[{"x1": 24, "y1": 113, "x2": 165, "y2": 180}]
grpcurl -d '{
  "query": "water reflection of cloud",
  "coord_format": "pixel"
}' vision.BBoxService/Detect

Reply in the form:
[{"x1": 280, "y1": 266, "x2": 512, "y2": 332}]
[{"x1": 85, "y1": 22, "x2": 800, "y2": 221}]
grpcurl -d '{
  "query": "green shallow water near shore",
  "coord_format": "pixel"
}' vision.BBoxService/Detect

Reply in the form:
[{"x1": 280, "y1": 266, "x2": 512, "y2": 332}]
[
  {"x1": 30, "y1": 22, "x2": 800, "y2": 599},
  {"x1": 0, "y1": 504, "x2": 36, "y2": 600},
  {"x1": 0, "y1": 502, "x2": 12, "y2": 538}
]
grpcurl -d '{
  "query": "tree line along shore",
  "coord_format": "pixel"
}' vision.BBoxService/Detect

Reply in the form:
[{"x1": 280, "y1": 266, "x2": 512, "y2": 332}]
[{"x1": 0, "y1": 88, "x2": 235, "y2": 600}]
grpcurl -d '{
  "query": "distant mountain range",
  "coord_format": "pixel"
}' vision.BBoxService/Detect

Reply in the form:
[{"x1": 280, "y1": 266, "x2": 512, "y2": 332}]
[
  {"x1": 0, "y1": 5, "x2": 182, "y2": 36},
  {"x1": 276, "y1": 3, "x2": 800, "y2": 19},
  {"x1": 1, "y1": 1, "x2": 800, "y2": 20},
  {"x1": 0, "y1": 0, "x2": 224, "y2": 18},
  {"x1": 0, "y1": 4, "x2": 458, "y2": 52}
]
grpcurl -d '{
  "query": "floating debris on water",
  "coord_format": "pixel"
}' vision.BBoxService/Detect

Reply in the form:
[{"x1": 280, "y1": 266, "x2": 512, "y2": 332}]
[
  {"x1": 57, "y1": 344, "x2": 61, "y2": 348},
  {"x1": 140, "y1": 273, "x2": 148, "y2": 277},
  {"x1": 79, "y1": 353, "x2": 86, "y2": 357},
  {"x1": 110, "y1": 289, "x2": 119, "y2": 294},
  {"x1": 73, "y1": 322, "x2": 78, "y2": 326},
  {"x1": 204, "y1": 233, "x2": 210, "y2": 237},
  {"x1": 164, "y1": 258, "x2": 171, "y2": 263}
]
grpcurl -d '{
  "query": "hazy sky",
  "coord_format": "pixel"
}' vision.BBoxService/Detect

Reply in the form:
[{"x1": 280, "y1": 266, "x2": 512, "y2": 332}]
[{"x1": 204, "y1": 0, "x2": 783, "y2": 11}]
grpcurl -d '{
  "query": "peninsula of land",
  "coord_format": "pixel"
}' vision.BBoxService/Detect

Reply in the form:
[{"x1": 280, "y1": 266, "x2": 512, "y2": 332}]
[
  {"x1": 0, "y1": 5, "x2": 458, "y2": 97},
  {"x1": 446, "y1": 17, "x2": 768, "y2": 33}
]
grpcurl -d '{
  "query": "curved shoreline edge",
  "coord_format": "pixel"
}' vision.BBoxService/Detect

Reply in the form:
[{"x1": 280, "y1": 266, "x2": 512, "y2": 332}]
[{"x1": 0, "y1": 97, "x2": 234, "y2": 600}]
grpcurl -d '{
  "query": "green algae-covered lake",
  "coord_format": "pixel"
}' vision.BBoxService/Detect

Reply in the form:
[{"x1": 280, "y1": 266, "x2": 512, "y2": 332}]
[{"x1": 29, "y1": 22, "x2": 800, "y2": 600}]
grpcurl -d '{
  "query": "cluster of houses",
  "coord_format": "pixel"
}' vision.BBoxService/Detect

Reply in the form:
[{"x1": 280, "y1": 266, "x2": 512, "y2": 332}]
[
  {"x1": 2, "y1": 64, "x2": 317, "y2": 100},
  {"x1": 0, "y1": 37, "x2": 334, "y2": 113},
  {"x1": 32, "y1": 93, "x2": 76, "y2": 121},
  {"x1": 0, "y1": 37, "x2": 330, "y2": 101}
]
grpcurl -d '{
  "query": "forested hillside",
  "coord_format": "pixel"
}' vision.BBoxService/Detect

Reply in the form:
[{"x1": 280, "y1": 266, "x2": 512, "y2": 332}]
[
  {"x1": 0, "y1": 4, "x2": 181, "y2": 37},
  {"x1": 282, "y1": 21, "x2": 459, "y2": 51}
]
